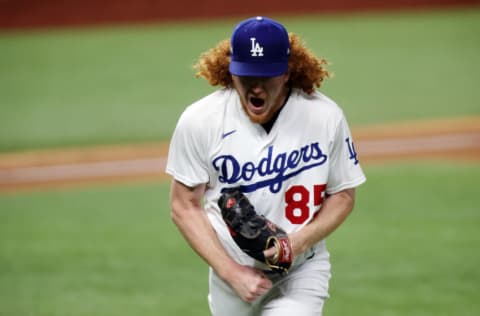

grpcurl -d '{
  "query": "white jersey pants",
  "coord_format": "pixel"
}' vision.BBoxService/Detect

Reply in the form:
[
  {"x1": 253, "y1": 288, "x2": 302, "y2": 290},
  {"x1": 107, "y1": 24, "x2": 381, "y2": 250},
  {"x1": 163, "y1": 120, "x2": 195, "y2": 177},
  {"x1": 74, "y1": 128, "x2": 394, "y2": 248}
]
[{"x1": 208, "y1": 245, "x2": 331, "y2": 316}]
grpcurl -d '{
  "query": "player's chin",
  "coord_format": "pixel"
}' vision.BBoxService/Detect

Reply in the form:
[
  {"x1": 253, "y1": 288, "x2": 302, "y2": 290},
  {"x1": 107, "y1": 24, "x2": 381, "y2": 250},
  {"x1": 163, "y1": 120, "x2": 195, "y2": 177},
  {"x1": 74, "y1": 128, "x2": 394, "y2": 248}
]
[
  {"x1": 246, "y1": 112, "x2": 271, "y2": 125},
  {"x1": 245, "y1": 104, "x2": 269, "y2": 124}
]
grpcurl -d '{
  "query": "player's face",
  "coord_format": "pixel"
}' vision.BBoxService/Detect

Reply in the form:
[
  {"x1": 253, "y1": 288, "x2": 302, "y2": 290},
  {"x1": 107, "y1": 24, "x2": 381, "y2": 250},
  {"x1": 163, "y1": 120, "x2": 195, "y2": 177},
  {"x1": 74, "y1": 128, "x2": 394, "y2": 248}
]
[{"x1": 232, "y1": 73, "x2": 290, "y2": 124}]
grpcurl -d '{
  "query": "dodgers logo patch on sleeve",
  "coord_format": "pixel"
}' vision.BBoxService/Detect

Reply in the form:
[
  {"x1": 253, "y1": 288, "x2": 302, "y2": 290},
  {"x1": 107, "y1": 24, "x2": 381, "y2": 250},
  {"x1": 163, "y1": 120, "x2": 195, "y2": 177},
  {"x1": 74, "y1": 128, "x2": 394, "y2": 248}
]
[{"x1": 345, "y1": 137, "x2": 359, "y2": 165}]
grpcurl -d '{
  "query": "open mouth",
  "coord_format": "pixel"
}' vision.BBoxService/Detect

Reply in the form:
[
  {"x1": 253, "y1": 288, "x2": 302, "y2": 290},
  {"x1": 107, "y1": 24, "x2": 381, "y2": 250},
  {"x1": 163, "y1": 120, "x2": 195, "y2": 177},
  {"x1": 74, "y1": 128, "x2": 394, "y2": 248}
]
[{"x1": 249, "y1": 97, "x2": 265, "y2": 108}]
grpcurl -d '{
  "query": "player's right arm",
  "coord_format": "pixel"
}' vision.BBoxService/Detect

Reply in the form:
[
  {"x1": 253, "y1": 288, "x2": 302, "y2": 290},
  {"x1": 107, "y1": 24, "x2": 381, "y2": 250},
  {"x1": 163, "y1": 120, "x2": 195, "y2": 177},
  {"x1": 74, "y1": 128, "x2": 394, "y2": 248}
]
[{"x1": 169, "y1": 179, "x2": 272, "y2": 303}]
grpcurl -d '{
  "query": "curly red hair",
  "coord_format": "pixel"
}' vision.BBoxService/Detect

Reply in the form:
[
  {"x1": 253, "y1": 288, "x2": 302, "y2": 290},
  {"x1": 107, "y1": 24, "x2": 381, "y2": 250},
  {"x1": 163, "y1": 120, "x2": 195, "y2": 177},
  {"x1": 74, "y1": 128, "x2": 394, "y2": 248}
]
[{"x1": 194, "y1": 33, "x2": 329, "y2": 94}]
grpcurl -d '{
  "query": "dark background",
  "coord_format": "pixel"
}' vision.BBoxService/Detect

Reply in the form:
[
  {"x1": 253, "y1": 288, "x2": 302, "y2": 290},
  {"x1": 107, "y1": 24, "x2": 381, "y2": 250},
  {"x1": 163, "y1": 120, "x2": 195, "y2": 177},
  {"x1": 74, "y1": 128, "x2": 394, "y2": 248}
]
[{"x1": 1, "y1": 0, "x2": 479, "y2": 30}]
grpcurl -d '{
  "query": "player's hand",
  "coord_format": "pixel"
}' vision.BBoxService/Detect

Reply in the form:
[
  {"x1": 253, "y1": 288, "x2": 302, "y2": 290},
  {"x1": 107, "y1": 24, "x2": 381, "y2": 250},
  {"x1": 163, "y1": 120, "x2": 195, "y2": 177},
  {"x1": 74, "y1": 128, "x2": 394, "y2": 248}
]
[
  {"x1": 263, "y1": 234, "x2": 297, "y2": 263},
  {"x1": 263, "y1": 245, "x2": 278, "y2": 259},
  {"x1": 224, "y1": 264, "x2": 272, "y2": 303}
]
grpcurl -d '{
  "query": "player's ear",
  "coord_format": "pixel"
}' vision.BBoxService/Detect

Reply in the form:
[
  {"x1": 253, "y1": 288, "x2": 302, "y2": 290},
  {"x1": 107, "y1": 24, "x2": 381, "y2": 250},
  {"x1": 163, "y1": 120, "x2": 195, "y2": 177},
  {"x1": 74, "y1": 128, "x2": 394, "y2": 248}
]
[{"x1": 282, "y1": 72, "x2": 290, "y2": 84}]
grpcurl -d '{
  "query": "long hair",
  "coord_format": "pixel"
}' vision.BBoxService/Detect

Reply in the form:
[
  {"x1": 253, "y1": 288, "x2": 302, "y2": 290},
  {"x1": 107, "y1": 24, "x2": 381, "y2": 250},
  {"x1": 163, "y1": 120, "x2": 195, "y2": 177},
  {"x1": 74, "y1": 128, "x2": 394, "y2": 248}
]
[{"x1": 193, "y1": 33, "x2": 330, "y2": 94}]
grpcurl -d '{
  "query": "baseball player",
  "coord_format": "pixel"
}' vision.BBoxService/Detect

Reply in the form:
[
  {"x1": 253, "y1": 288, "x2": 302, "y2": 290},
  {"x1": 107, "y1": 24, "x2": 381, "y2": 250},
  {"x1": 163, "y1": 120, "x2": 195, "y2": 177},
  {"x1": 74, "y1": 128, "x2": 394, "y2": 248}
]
[{"x1": 166, "y1": 16, "x2": 366, "y2": 315}]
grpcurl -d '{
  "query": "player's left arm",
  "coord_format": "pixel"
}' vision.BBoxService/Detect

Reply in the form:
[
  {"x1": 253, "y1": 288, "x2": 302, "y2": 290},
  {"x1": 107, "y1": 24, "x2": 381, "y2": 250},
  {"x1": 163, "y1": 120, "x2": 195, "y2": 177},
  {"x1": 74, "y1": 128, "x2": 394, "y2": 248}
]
[
  {"x1": 263, "y1": 188, "x2": 355, "y2": 259},
  {"x1": 289, "y1": 187, "x2": 355, "y2": 257},
  {"x1": 264, "y1": 112, "x2": 364, "y2": 259},
  {"x1": 286, "y1": 111, "x2": 362, "y2": 255}
]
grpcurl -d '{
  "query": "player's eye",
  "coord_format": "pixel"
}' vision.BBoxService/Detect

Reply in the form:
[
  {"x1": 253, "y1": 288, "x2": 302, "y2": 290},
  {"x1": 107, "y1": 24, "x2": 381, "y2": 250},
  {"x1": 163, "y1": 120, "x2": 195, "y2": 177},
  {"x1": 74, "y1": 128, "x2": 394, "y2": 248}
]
[{"x1": 239, "y1": 76, "x2": 268, "y2": 86}]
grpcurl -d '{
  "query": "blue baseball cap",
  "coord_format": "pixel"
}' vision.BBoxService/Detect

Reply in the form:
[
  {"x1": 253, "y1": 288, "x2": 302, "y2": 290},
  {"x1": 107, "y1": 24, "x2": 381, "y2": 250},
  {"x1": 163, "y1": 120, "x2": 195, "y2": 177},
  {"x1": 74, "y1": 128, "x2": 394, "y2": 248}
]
[{"x1": 229, "y1": 16, "x2": 290, "y2": 77}]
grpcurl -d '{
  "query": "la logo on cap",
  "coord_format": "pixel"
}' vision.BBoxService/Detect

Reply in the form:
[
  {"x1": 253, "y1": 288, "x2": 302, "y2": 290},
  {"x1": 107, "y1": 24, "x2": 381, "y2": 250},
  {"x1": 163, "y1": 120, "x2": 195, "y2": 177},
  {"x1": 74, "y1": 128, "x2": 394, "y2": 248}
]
[
  {"x1": 229, "y1": 16, "x2": 290, "y2": 77},
  {"x1": 250, "y1": 38, "x2": 264, "y2": 57}
]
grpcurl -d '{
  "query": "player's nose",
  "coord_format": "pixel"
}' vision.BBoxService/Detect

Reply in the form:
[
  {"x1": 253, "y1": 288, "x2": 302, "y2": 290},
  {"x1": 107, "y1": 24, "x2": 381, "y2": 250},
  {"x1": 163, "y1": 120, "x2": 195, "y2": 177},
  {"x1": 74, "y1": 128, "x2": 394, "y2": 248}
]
[
  {"x1": 249, "y1": 79, "x2": 267, "y2": 92},
  {"x1": 250, "y1": 85, "x2": 264, "y2": 94}
]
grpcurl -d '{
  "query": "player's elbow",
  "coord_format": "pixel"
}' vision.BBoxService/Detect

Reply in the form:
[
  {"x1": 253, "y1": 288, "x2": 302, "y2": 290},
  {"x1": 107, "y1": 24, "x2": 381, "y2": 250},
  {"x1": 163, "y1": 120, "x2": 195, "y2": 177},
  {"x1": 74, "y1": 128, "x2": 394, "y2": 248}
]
[
  {"x1": 170, "y1": 200, "x2": 186, "y2": 226},
  {"x1": 336, "y1": 188, "x2": 356, "y2": 215},
  {"x1": 169, "y1": 180, "x2": 206, "y2": 226},
  {"x1": 169, "y1": 198, "x2": 200, "y2": 228}
]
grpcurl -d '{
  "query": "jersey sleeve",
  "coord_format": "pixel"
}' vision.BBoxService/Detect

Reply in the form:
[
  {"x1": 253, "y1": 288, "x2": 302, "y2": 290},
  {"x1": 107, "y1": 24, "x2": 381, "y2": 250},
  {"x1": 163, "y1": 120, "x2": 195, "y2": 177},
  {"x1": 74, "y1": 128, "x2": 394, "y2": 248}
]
[
  {"x1": 165, "y1": 108, "x2": 210, "y2": 187},
  {"x1": 326, "y1": 114, "x2": 366, "y2": 194}
]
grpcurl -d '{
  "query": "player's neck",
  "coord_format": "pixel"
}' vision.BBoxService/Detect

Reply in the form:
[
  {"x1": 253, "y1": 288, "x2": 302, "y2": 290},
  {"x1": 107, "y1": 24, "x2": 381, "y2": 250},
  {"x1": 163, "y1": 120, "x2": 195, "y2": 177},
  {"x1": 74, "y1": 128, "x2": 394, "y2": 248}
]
[{"x1": 261, "y1": 87, "x2": 291, "y2": 133}]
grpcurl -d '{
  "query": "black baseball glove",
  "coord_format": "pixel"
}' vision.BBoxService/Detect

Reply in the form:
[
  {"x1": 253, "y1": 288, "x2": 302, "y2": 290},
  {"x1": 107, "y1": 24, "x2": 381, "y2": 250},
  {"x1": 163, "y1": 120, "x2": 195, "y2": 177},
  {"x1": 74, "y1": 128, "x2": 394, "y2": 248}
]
[{"x1": 218, "y1": 188, "x2": 293, "y2": 273}]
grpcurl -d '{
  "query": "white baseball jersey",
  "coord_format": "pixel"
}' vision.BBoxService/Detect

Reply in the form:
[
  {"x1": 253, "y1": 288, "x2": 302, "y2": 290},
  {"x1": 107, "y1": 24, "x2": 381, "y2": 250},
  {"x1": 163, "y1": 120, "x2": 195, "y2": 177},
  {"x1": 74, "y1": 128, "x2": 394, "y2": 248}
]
[{"x1": 166, "y1": 87, "x2": 366, "y2": 270}]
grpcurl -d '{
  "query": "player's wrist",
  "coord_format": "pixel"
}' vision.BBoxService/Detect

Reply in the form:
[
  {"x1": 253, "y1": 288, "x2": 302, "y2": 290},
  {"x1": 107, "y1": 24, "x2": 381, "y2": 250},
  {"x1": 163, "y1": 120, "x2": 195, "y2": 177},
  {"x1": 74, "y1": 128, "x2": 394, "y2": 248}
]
[
  {"x1": 214, "y1": 259, "x2": 242, "y2": 283},
  {"x1": 289, "y1": 231, "x2": 311, "y2": 257}
]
